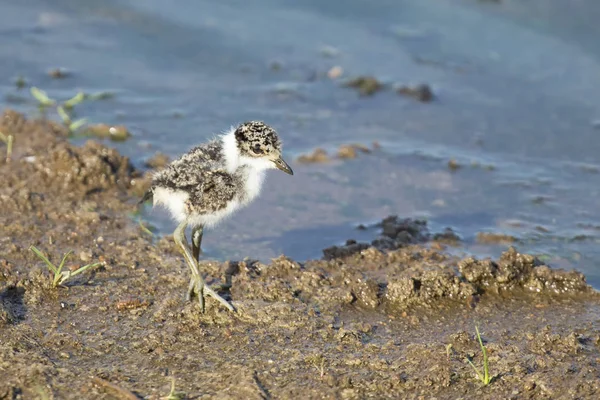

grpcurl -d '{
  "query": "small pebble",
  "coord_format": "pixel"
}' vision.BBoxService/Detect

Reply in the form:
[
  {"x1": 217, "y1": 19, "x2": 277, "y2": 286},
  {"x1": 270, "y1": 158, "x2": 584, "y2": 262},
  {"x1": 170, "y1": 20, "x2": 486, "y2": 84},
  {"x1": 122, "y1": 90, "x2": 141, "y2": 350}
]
[
  {"x1": 327, "y1": 66, "x2": 343, "y2": 79},
  {"x1": 48, "y1": 68, "x2": 70, "y2": 79},
  {"x1": 80, "y1": 251, "x2": 92, "y2": 262}
]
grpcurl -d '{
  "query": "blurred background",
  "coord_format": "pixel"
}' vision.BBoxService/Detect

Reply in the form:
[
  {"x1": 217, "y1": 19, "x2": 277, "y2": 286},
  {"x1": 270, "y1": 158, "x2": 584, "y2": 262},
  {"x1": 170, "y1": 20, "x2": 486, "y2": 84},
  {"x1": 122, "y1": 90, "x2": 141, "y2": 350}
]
[{"x1": 2, "y1": 0, "x2": 600, "y2": 286}]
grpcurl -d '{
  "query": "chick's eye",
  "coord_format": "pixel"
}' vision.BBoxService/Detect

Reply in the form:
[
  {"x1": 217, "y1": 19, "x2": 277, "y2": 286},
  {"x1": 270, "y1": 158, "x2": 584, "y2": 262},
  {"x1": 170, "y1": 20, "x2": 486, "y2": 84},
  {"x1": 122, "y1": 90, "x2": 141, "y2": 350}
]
[{"x1": 253, "y1": 144, "x2": 263, "y2": 154}]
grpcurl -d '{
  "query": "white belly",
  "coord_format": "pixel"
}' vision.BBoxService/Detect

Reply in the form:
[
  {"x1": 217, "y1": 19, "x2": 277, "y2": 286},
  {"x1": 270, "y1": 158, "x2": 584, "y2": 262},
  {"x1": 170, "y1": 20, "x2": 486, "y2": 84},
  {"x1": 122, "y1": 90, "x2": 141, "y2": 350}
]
[
  {"x1": 241, "y1": 169, "x2": 266, "y2": 205},
  {"x1": 188, "y1": 198, "x2": 242, "y2": 228},
  {"x1": 152, "y1": 187, "x2": 189, "y2": 223}
]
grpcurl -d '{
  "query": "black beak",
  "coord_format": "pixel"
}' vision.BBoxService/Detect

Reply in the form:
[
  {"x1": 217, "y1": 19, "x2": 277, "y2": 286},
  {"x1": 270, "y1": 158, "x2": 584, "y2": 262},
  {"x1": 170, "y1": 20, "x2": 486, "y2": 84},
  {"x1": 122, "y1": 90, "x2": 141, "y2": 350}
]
[{"x1": 273, "y1": 155, "x2": 294, "y2": 175}]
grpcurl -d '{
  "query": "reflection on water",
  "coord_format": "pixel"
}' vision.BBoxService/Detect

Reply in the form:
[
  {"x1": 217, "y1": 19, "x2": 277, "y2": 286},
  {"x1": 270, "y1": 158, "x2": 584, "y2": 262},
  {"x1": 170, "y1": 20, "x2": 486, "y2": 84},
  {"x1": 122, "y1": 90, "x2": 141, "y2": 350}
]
[{"x1": 2, "y1": 0, "x2": 600, "y2": 285}]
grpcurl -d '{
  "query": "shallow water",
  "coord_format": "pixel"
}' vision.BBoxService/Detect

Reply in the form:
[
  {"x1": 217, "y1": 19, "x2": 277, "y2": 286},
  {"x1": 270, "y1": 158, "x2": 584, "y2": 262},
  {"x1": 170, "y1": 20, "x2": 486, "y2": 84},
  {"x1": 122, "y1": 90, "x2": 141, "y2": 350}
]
[{"x1": 2, "y1": 0, "x2": 600, "y2": 285}]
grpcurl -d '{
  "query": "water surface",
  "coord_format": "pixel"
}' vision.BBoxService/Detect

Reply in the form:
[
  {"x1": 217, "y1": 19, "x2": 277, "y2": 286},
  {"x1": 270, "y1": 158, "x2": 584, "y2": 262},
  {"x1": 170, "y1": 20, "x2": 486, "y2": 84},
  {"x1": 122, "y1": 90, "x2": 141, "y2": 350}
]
[{"x1": 2, "y1": 0, "x2": 600, "y2": 285}]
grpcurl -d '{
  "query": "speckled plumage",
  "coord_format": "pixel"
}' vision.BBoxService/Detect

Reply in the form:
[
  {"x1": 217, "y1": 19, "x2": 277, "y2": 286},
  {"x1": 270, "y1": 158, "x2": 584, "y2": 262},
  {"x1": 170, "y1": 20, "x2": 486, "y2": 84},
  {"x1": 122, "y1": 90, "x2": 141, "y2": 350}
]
[
  {"x1": 141, "y1": 121, "x2": 292, "y2": 312},
  {"x1": 143, "y1": 121, "x2": 292, "y2": 228}
]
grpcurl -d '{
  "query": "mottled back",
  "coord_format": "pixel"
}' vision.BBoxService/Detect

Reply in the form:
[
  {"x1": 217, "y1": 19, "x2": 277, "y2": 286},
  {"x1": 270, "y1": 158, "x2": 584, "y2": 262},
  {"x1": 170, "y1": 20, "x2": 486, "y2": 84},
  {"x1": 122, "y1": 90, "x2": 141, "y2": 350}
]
[{"x1": 152, "y1": 140, "x2": 225, "y2": 191}]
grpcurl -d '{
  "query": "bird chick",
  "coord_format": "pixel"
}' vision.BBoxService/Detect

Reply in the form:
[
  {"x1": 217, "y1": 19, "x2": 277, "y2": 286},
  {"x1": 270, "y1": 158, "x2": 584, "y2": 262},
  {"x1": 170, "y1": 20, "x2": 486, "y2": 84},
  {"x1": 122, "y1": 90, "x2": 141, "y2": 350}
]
[{"x1": 141, "y1": 121, "x2": 293, "y2": 312}]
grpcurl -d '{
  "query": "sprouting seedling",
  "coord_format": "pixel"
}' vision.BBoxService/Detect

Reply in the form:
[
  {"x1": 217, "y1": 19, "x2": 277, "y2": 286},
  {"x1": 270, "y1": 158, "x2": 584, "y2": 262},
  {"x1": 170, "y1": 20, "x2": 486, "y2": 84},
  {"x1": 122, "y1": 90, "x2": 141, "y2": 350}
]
[
  {"x1": 29, "y1": 246, "x2": 101, "y2": 287},
  {"x1": 446, "y1": 343, "x2": 453, "y2": 360},
  {"x1": 57, "y1": 105, "x2": 70, "y2": 124},
  {"x1": 30, "y1": 87, "x2": 121, "y2": 137},
  {"x1": 139, "y1": 219, "x2": 155, "y2": 236},
  {"x1": 466, "y1": 326, "x2": 492, "y2": 385},
  {"x1": 31, "y1": 87, "x2": 88, "y2": 133},
  {"x1": 57, "y1": 105, "x2": 87, "y2": 134},
  {"x1": 162, "y1": 377, "x2": 186, "y2": 400},
  {"x1": 68, "y1": 118, "x2": 88, "y2": 133},
  {"x1": 30, "y1": 87, "x2": 56, "y2": 107},
  {"x1": 0, "y1": 131, "x2": 14, "y2": 162},
  {"x1": 318, "y1": 357, "x2": 326, "y2": 378},
  {"x1": 63, "y1": 91, "x2": 86, "y2": 109}
]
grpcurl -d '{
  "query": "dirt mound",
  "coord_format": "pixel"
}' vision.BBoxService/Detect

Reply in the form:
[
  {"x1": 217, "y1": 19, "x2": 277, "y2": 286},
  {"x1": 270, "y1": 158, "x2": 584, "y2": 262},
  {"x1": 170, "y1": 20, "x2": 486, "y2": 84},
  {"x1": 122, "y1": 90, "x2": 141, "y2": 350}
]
[
  {"x1": 1, "y1": 110, "x2": 138, "y2": 198},
  {"x1": 0, "y1": 111, "x2": 599, "y2": 399}
]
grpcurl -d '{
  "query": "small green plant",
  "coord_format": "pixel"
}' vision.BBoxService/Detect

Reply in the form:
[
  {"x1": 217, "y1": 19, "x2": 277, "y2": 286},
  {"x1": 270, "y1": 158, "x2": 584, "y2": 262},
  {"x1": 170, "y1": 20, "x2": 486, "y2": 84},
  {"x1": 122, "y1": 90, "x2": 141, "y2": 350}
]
[
  {"x1": 30, "y1": 87, "x2": 115, "y2": 135},
  {"x1": 62, "y1": 91, "x2": 85, "y2": 109},
  {"x1": 305, "y1": 354, "x2": 326, "y2": 378},
  {"x1": 162, "y1": 377, "x2": 186, "y2": 400},
  {"x1": 0, "y1": 131, "x2": 14, "y2": 162},
  {"x1": 445, "y1": 343, "x2": 453, "y2": 360},
  {"x1": 29, "y1": 246, "x2": 101, "y2": 287},
  {"x1": 30, "y1": 87, "x2": 56, "y2": 107},
  {"x1": 57, "y1": 105, "x2": 88, "y2": 133},
  {"x1": 139, "y1": 219, "x2": 155, "y2": 236},
  {"x1": 467, "y1": 326, "x2": 492, "y2": 385},
  {"x1": 31, "y1": 87, "x2": 88, "y2": 134}
]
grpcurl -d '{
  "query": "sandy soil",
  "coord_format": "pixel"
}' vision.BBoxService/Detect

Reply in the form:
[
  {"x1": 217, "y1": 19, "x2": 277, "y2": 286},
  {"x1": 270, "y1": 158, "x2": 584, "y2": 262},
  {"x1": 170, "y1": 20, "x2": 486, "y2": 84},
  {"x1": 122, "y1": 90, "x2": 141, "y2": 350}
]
[{"x1": 1, "y1": 110, "x2": 599, "y2": 399}]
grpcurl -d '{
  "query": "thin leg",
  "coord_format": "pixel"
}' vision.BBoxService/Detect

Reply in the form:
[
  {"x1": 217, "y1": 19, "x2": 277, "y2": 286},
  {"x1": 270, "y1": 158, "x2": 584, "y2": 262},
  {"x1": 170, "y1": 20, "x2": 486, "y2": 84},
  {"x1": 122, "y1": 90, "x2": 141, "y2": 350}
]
[
  {"x1": 192, "y1": 225, "x2": 204, "y2": 262},
  {"x1": 193, "y1": 224, "x2": 230, "y2": 292},
  {"x1": 173, "y1": 221, "x2": 234, "y2": 313}
]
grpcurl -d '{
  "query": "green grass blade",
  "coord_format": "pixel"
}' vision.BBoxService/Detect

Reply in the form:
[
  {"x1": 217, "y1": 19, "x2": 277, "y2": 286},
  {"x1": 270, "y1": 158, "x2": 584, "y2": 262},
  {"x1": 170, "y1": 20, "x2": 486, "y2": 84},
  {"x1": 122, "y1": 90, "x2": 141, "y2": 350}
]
[
  {"x1": 467, "y1": 358, "x2": 483, "y2": 382},
  {"x1": 139, "y1": 219, "x2": 154, "y2": 236},
  {"x1": 63, "y1": 92, "x2": 85, "y2": 109},
  {"x1": 30, "y1": 87, "x2": 55, "y2": 106},
  {"x1": 57, "y1": 250, "x2": 73, "y2": 274},
  {"x1": 29, "y1": 246, "x2": 58, "y2": 273},
  {"x1": 57, "y1": 106, "x2": 71, "y2": 124},
  {"x1": 69, "y1": 118, "x2": 88, "y2": 132},
  {"x1": 0, "y1": 131, "x2": 7, "y2": 143},
  {"x1": 69, "y1": 262, "x2": 101, "y2": 278},
  {"x1": 53, "y1": 272, "x2": 62, "y2": 287},
  {"x1": 476, "y1": 326, "x2": 490, "y2": 384}
]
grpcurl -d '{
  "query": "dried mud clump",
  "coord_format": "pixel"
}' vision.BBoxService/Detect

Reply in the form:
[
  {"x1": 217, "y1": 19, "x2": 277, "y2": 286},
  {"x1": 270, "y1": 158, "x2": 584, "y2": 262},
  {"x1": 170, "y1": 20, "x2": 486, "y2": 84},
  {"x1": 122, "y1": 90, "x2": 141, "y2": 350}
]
[
  {"x1": 323, "y1": 216, "x2": 429, "y2": 259},
  {"x1": 476, "y1": 231, "x2": 518, "y2": 244},
  {"x1": 43, "y1": 141, "x2": 134, "y2": 191},
  {"x1": 296, "y1": 148, "x2": 329, "y2": 163},
  {"x1": 322, "y1": 217, "x2": 590, "y2": 310},
  {"x1": 336, "y1": 143, "x2": 371, "y2": 159},
  {"x1": 447, "y1": 158, "x2": 461, "y2": 171},
  {"x1": 48, "y1": 68, "x2": 70, "y2": 79},
  {"x1": 432, "y1": 227, "x2": 461, "y2": 245},
  {"x1": 374, "y1": 245, "x2": 590, "y2": 311},
  {"x1": 0, "y1": 110, "x2": 137, "y2": 203},
  {"x1": 296, "y1": 143, "x2": 377, "y2": 164},
  {"x1": 86, "y1": 124, "x2": 131, "y2": 142},
  {"x1": 459, "y1": 247, "x2": 589, "y2": 294},
  {"x1": 397, "y1": 83, "x2": 434, "y2": 102},
  {"x1": 323, "y1": 239, "x2": 371, "y2": 260},
  {"x1": 385, "y1": 270, "x2": 477, "y2": 308},
  {"x1": 343, "y1": 76, "x2": 384, "y2": 96}
]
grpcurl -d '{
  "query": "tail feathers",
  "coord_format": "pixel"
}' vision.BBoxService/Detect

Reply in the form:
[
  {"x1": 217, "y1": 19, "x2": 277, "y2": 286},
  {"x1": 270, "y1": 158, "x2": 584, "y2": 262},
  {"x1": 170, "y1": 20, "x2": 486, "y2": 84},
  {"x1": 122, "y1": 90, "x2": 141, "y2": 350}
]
[{"x1": 139, "y1": 188, "x2": 153, "y2": 205}]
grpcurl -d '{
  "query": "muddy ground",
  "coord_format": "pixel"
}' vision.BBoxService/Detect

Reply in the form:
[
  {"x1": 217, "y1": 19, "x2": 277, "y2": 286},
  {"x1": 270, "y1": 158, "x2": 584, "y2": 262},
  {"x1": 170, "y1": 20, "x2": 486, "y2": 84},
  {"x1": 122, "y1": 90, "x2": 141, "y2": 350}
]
[{"x1": 1, "y1": 110, "x2": 599, "y2": 399}]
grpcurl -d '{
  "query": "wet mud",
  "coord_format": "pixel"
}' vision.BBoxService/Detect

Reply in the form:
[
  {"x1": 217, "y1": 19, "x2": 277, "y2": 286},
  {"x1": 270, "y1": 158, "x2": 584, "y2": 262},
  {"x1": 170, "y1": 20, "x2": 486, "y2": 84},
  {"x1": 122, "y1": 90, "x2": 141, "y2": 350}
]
[
  {"x1": 396, "y1": 84, "x2": 434, "y2": 103},
  {"x1": 1, "y1": 111, "x2": 600, "y2": 399},
  {"x1": 296, "y1": 143, "x2": 378, "y2": 164}
]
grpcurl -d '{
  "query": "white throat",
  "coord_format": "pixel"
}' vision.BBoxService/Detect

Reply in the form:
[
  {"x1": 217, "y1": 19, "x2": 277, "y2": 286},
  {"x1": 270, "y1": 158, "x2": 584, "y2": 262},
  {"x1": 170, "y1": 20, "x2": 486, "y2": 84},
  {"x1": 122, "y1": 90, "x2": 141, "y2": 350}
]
[
  {"x1": 221, "y1": 128, "x2": 240, "y2": 173},
  {"x1": 220, "y1": 129, "x2": 275, "y2": 204}
]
